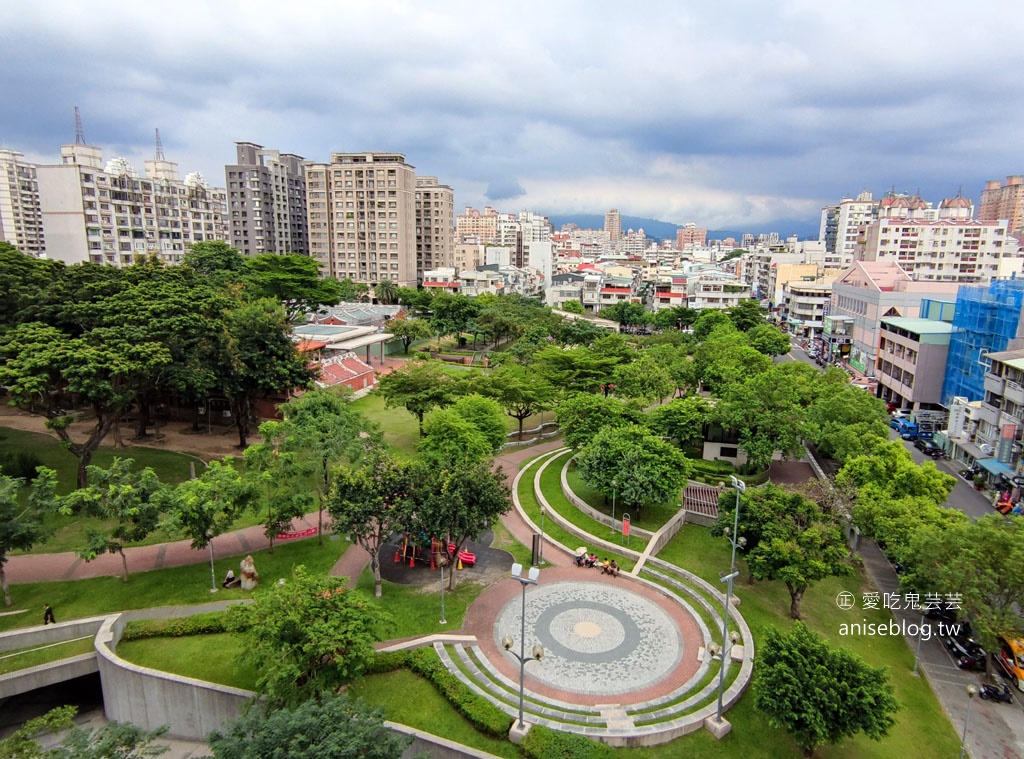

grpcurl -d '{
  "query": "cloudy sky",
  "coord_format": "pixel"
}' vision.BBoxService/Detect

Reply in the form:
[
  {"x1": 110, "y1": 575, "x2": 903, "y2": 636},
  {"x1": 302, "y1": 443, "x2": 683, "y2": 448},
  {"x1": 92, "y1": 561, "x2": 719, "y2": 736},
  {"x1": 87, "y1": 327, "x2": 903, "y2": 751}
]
[{"x1": 3, "y1": 0, "x2": 1022, "y2": 236}]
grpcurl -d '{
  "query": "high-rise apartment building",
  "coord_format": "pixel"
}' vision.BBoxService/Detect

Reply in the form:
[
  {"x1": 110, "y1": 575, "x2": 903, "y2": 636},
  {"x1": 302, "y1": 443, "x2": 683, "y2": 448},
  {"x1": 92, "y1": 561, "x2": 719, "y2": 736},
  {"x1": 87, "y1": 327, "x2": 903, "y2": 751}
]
[
  {"x1": 857, "y1": 198, "x2": 1020, "y2": 284},
  {"x1": 0, "y1": 149, "x2": 45, "y2": 256},
  {"x1": 225, "y1": 142, "x2": 308, "y2": 256},
  {"x1": 306, "y1": 152, "x2": 423, "y2": 287},
  {"x1": 819, "y1": 191, "x2": 879, "y2": 256},
  {"x1": 415, "y1": 177, "x2": 454, "y2": 276},
  {"x1": 979, "y1": 176, "x2": 1024, "y2": 234},
  {"x1": 456, "y1": 205, "x2": 499, "y2": 242},
  {"x1": 675, "y1": 223, "x2": 707, "y2": 249},
  {"x1": 604, "y1": 208, "x2": 622, "y2": 242},
  {"x1": 36, "y1": 138, "x2": 227, "y2": 267}
]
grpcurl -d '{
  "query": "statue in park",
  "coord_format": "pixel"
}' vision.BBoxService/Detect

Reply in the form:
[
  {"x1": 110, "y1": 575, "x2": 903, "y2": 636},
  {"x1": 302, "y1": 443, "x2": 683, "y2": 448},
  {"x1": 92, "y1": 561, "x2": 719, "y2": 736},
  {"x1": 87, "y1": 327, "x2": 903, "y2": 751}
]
[{"x1": 240, "y1": 554, "x2": 259, "y2": 590}]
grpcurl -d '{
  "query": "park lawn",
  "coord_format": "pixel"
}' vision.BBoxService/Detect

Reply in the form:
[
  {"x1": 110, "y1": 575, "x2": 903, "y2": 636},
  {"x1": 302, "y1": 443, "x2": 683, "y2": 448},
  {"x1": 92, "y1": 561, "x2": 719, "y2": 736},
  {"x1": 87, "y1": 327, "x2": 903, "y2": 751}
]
[
  {"x1": 0, "y1": 535, "x2": 348, "y2": 632},
  {"x1": 117, "y1": 633, "x2": 259, "y2": 691},
  {"x1": 0, "y1": 426, "x2": 199, "y2": 493},
  {"x1": 349, "y1": 668, "x2": 520, "y2": 759},
  {"x1": 557, "y1": 455, "x2": 678, "y2": 533},
  {"x1": 0, "y1": 636, "x2": 94, "y2": 675},
  {"x1": 653, "y1": 525, "x2": 962, "y2": 759},
  {"x1": 350, "y1": 393, "x2": 420, "y2": 459},
  {"x1": 353, "y1": 566, "x2": 491, "y2": 639}
]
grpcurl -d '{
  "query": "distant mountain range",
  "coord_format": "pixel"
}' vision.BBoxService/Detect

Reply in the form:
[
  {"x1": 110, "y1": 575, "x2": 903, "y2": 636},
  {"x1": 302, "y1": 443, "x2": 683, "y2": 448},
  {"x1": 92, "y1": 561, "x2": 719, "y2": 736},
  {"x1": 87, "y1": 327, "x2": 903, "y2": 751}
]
[{"x1": 545, "y1": 213, "x2": 818, "y2": 243}]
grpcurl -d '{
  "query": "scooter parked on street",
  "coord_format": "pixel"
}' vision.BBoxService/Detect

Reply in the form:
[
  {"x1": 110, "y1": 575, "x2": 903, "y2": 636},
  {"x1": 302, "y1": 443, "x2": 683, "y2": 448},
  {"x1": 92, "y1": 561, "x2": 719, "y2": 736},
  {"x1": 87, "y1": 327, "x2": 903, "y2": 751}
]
[{"x1": 979, "y1": 682, "x2": 1014, "y2": 703}]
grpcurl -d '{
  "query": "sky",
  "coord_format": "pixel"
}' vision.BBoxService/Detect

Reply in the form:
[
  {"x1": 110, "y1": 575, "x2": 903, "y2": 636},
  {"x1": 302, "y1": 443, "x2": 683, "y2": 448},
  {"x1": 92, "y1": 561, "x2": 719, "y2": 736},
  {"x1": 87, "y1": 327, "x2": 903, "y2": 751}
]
[{"x1": 3, "y1": 0, "x2": 1023, "y2": 238}]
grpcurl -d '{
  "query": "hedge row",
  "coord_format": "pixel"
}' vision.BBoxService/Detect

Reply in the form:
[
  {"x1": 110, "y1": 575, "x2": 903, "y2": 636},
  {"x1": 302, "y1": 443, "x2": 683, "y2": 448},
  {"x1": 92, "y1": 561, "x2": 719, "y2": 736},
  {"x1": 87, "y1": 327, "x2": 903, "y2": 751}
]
[
  {"x1": 121, "y1": 611, "x2": 246, "y2": 640},
  {"x1": 404, "y1": 648, "x2": 512, "y2": 738},
  {"x1": 520, "y1": 725, "x2": 616, "y2": 759}
]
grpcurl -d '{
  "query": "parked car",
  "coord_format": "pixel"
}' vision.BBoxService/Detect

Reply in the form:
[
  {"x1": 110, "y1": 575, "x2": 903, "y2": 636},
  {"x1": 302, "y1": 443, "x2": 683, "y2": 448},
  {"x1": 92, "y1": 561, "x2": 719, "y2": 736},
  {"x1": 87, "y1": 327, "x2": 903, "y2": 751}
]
[
  {"x1": 891, "y1": 408, "x2": 913, "y2": 419},
  {"x1": 943, "y1": 623, "x2": 988, "y2": 671},
  {"x1": 995, "y1": 634, "x2": 1024, "y2": 692},
  {"x1": 913, "y1": 438, "x2": 944, "y2": 458},
  {"x1": 925, "y1": 602, "x2": 957, "y2": 625}
]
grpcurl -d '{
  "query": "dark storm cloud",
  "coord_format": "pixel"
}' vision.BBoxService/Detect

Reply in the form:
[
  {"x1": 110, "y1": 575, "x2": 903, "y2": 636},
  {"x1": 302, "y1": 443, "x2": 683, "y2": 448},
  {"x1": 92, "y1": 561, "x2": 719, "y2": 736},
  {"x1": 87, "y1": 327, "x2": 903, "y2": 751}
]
[{"x1": 3, "y1": 0, "x2": 1024, "y2": 231}]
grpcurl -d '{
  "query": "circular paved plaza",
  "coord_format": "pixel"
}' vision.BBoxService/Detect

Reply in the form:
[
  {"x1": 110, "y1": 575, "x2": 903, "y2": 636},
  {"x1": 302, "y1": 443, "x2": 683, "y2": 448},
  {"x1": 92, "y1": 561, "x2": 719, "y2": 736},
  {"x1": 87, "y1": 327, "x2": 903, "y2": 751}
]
[
  {"x1": 494, "y1": 581, "x2": 683, "y2": 696},
  {"x1": 463, "y1": 569, "x2": 705, "y2": 706}
]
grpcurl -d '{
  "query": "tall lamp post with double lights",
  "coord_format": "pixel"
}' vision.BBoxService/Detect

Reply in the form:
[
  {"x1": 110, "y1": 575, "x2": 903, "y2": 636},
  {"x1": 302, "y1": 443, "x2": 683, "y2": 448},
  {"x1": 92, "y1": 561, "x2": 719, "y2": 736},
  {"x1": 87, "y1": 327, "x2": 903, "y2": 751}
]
[
  {"x1": 206, "y1": 530, "x2": 217, "y2": 594},
  {"x1": 960, "y1": 684, "x2": 979, "y2": 759},
  {"x1": 610, "y1": 479, "x2": 618, "y2": 532},
  {"x1": 438, "y1": 553, "x2": 448, "y2": 625},
  {"x1": 707, "y1": 476, "x2": 747, "y2": 734},
  {"x1": 504, "y1": 563, "x2": 543, "y2": 735}
]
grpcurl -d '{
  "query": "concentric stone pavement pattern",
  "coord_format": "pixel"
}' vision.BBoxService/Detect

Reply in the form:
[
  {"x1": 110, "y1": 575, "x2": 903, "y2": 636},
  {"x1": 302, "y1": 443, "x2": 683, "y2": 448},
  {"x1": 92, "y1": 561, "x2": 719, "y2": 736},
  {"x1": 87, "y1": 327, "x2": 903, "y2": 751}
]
[{"x1": 494, "y1": 581, "x2": 683, "y2": 696}]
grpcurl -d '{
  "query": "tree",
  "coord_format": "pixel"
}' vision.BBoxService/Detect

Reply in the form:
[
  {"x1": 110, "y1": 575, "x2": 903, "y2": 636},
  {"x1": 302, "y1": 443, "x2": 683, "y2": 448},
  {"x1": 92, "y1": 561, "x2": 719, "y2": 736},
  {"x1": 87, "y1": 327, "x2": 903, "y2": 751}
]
[
  {"x1": 532, "y1": 345, "x2": 618, "y2": 394},
  {"x1": 419, "y1": 408, "x2": 493, "y2": 469},
  {"x1": 230, "y1": 566, "x2": 392, "y2": 706},
  {"x1": 806, "y1": 386, "x2": 889, "y2": 463},
  {"x1": 336, "y1": 278, "x2": 370, "y2": 303},
  {"x1": 377, "y1": 361, "x2": 457, "y2": 435},
  {"x1": 412, "y1": 462, "x2": 512, "y2": 590},
  {"x1": 161, "y1": 458, "x2": 257, "y2": 558},
  {"x1": 0, "y1": 322, "x2": 172, "y2": 487},
  {"x1": 611, "y1": 355, "x2": 674, "y2": 403},
  {"x1": 560, "y1": 300, "x2": 584, "y2": 314},
  {"x1": 243, "y1": 421, "x2": 316, "y2": 554},
  {"x1": 739, "y1": 484, "x2": 851, "y2": 619},
  {"x1": 448, "y1": 393, "x2": 507, "y2": 453},
  {"x1": 746, "y1": 323, "x2": 791, "y2": 356},
  {"x1": 575, "y1": 424, "x2": 692, "y2": 514},
  {"x1": 373, "y1": 278, "x2": 399, "y2": 305},
  {"x1": 648, "y1": 396, "x2": 713, "y2": 450},
  {"x1": 278, "y1": 389, "x2": 379, "y2": 544},
  {"x1": 691, "y1": 310, "x2": 732, "y2": 341},
  {"x1": 554, "y1": 392, "x2": 644, "y2": 451},
  {"x1": 652, "y1": 305, "x2": 698, "y2": 331},
  {"x1": 182, "y1": 240, "x2": 247, "y2": 280},
  {"x1": 429, "y1": 292, "x2": 479, "y2": 347},
  {"x1": 903, "y1": 514, "x2": 1024, "y2": 663},
  {"x1": 601, "y1": 301, "x2": 647, "y2": 329},
  {"x1": 246, "y1": 254, "x2": 343, "y2": 321},
  {"x1": 481, "y1": 364, "x2": 557, "y2": 438},
  {"x1": 725, "y1": 299, "x2": 766, "y2": 332},
  {"x1": 0, "y1": 705, "x2": 169, "y2": 759},
  {"x1": 59, "y1": 458, "x2": 164, "y2": 582},
  {"x1": 216, "y1": 298, "x2": 315, "y2": 448},
  {"x1": 836, "y1": 440, "x2": 956, "y2": 505},
  {"x1": 556, "y1": 317, "x2": 610, "y2": 347},
  {"x1": 328, "y1": 452, "x2": 416, "y2": 598},
  {"x1": 0, "y1": 468, "x2": 58, "y2": 606},
  {"x1": 386, "y1": 316, "x2": 433, "y2": 354},
  {"x1": 207, "y1": 694, "x2": 411, "y2": 759},
  {"x1": 754, "y1": 623, "x2": 899, "y2": 757},
  {"x1": 0, "y1": 244, "x2": 64, "y2": 329}
]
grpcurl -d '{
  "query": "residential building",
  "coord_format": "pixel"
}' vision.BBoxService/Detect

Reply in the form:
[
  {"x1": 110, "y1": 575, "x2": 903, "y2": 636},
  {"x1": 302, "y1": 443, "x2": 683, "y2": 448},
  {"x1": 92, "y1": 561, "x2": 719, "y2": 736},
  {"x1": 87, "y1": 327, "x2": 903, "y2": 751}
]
[
  {"x1": 824, "y1": 261, "x2": 959, "y2": 374},
  {"x1": 415, "y1": 177, "x2": 454, "y2": 277},
  {"x1": 675, "y1": 223, "x2": 707, "y2": 250},
  {"x1": 780, "y1": 280, "x2": 833, "y2": 340},
  {"x1": 819, "y1": 191, "x2": 878, "y2": 256},
  {"x1": 858, "y1": 200, "x2": 1020, "y2": 284},
  {"x1": 874, "y1": 317, "x2": 953, "y2": 411},
  {"x1": 305, "y1": 152, "x2": 419, "y2": 287},
  {"x1": 224, "y1": 142, "x2": 308, "y2": 256},
  {"x1": 456, "y1": 205, "x2": 499, "y2": 242},
  {"x1": 687, "y1": 271, "x2": 751, "y2": 310},
  {"x1": 0, "y1": 149, "x2": 45, "y2": 256},
  {"x1": 620, "y1": 228, "x2": 647, "y2": 257},
  {"x1": 453, "y1": 241, "x2": 485, "y2": 272},
  {"x1": 980, "y1": 176, "x2": 1024, "y2": 234},
  {"x1": 421, "y1": 266, "x2": 460, "y2": 294},
  {"x1": 942, "y1": 277, "x2": 1024, "y2": 406},
  {"x1": 604, "y1": 208, "x2": 622, "y2": 243},
  {"x1": 648, "y1": 271, "x2": 688, "y2": 311},
  {"x1": 37, "y1": 140, "x2": 227, "y2": 266},
  {"x1": 546, "y1": 271, "x2": 586, "y2": 309}
]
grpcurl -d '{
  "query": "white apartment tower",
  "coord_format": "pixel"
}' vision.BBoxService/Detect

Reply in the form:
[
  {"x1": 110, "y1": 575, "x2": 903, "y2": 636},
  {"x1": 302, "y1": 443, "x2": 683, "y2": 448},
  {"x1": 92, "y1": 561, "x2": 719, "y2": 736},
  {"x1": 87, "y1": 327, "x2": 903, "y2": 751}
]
[
  {"x1": 306, "y1": 152, "x2": 420, "y2": 287},
  {"x1": 605, "y1": 208, "x2": 622, "y2": 242},
  {"x1": 0, "y1": 149, "x2": 45, "y2": 256},
  {"x1": 36, "y1": 134, "x2": 227, "y2": 267},
  {"x1": 225, "y1": 142, "x2": 308, "y2": 256}
]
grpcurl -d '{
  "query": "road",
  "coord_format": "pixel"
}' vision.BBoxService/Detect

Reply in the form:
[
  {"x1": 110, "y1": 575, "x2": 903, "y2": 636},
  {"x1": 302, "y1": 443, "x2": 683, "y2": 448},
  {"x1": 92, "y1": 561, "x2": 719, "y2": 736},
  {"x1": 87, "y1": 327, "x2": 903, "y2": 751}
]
[{"x1": 783, "y1": 341, "x2": 994, "y2": 519}]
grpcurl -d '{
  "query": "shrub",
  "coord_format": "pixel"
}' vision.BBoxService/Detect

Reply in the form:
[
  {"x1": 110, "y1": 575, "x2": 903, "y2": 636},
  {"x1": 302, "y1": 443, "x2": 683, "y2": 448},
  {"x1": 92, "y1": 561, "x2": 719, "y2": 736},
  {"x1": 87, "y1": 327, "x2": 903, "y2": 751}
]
[
  {"x1": 121, "y1": 611, "x2": 245, "y2": 640},
  {"x1": 0, "y1": 452, "x2": 44, "y2": 480},
  {"x1": 520, "y1": 725, "x2": 616, "y2": 758},
  {"x1": 365, "y1": 649, "x2": 410, "y2": 674},
  {"x1": 406, "y1": 648, "x2": 512, "y2": 737}
]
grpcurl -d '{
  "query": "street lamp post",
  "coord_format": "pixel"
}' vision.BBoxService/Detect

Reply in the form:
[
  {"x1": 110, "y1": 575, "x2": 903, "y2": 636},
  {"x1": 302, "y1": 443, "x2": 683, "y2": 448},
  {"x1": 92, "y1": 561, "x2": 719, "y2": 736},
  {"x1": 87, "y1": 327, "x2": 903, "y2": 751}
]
[
  {"x1": 611, "y1": 479, "x2": 617, "y2": 532},
  {"x1": 711, "y1": 476, "x2": 747, "y2": 725},
  {"x1": 912, "y1": 612, "x2": 926, "y2": 675},
  {"x1": 206, "y1": 530, "x2": 217, "y2": 594},
  {"x1": 960, "y1": 684, "x2": 978, "y2": 759},
  {"x1": 505, "y1": 563, "x2": 542, "y2": 731},
  {"x1": 538, "y1": 506, "x2": 545, "y2": 566},
  {"x1": 439, "y1": 553, "x2": 448, "y2": 625}
]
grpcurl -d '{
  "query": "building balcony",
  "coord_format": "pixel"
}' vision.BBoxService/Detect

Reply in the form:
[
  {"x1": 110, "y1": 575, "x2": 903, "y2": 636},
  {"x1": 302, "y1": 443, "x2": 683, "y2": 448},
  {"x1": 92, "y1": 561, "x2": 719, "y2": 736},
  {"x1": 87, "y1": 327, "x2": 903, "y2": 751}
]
[
  {"x1": 1004, "y1": 379, "x2": 1024, "y2": 407},
  {"x1": 984, "y1": 372, "x2": 1006, "y2": 395},
  {"x1": 975, "y1": 402, "x2": 1000, "y2": 427}
]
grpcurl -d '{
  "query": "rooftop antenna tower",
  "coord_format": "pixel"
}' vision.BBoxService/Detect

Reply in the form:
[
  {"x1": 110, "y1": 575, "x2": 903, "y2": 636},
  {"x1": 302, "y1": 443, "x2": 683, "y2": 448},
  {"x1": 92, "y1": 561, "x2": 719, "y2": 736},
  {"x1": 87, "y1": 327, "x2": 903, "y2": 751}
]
[
  {"x1": 154, "y1": 128, "x2": 165, "y2": 160},
  {"x1": 74, "y1": 106, "x2": 86, "y2": 145}
]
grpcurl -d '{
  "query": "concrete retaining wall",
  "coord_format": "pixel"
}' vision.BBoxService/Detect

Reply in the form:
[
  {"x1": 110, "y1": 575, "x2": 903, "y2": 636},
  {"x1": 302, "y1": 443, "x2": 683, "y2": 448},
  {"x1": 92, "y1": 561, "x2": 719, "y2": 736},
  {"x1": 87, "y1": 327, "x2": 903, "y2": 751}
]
[
  {"x1": 556, "y1": 454, "x2": 657, "y2": 541},
  {"x1": 0, "y1": 615, "x2": 109, "y2": 653},
  {"x1": 389, "y1": 722, "x2": 503, "y2": 759},
  {"x1": 95, "y1": 615, "x2": 251, "y2": 741}
]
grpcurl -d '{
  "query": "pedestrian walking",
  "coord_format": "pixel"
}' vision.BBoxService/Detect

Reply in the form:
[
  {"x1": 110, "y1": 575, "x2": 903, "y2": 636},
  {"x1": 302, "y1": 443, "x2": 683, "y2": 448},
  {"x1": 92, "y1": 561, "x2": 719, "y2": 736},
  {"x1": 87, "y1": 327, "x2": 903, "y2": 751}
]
[{"x1": 43, "y1": 604, "x2": 56, "y2": 625}]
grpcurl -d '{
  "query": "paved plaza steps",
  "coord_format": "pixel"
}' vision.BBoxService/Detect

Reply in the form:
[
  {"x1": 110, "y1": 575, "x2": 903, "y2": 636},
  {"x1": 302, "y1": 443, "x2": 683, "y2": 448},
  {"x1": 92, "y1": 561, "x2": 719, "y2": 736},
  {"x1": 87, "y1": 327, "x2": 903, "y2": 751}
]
[{"x1": 426, "y1": 445, "x2": 756, "y2": 746}]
